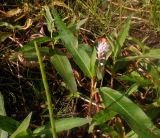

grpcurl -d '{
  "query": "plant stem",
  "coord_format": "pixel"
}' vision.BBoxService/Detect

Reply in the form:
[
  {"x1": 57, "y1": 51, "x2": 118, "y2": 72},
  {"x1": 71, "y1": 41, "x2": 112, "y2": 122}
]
[
  {"x1": 34, "y1": 42, "x2": 57, "y2": 138},
  {"x1": 89, "y1": 77, "x2": 97, "y2": 116}
]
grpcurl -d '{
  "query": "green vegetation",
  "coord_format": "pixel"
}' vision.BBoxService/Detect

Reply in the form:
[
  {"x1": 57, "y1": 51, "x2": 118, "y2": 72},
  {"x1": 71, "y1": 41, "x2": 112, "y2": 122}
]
[{"x1": 0, "y1": 0, "x2": 160, "y2": 137}]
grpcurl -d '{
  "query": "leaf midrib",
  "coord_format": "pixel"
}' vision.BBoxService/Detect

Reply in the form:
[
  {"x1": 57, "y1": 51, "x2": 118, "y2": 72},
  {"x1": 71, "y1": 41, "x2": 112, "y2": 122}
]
[{"x1": 102, "y1": 90, "x2": 155, "y2": 137}]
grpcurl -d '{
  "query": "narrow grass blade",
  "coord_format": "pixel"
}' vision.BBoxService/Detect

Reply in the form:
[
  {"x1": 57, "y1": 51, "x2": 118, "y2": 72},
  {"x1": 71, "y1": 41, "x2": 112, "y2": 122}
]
[{"x1": 99, "y1": 87, "x2": 160, "y2": 138}]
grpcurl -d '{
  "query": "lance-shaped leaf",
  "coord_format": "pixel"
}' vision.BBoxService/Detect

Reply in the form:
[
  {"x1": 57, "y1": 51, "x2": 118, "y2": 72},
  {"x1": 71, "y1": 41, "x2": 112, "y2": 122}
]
[
  {"x1": 117, "y1": 17, "x2": 131, "y2": 47},
  {"x1": 33, "y1": 117, "x2": 92, "y2": 137},
  {"x1": 109, "y1": 18, "x2": 131, "y2": 60},
  {"x1": 51, "y1": 7, "x2": 92, "y2": 78},
  {"x1": 99, "y1": 87, "x2": 160, "y2": 138},
  {"x1": 50, "y1": 49, "x2": 77, "y2": 92},
  {"x1": 118, "y1": 49, "x2": 160, "y2": 61},
  {"x1": 55, "y1": 117, "x2": 91, "y2": 132},
  {"x1": 10, "y1": 112, "x2": 32, "y2": 138}
]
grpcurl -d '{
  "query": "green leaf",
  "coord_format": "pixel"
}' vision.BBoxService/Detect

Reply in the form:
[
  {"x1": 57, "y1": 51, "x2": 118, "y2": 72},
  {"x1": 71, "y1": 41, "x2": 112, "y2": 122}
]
[
  {"x1": 75, "y1": 18, "x2": 88, "y2": 30},
  {"x1": 79, "y1": 44, "x2": 92, "y2": 56},
  {"x1": 51, "y1": 8, "x2": 78, "y2": 49},
  {"x1": 107, "y1": 35, "x2": 120, "y2": 61},
  {"x1": 119, "y1": 72, "x2": 151, "y2": 86},
  {"x1": 51, "y1": 7, "x2": 92, "y2": 78},
  {"x1": 99, "y1": 87, "x2": 160, "y2": 138},
  {"x1": 96, "y1": 66, "x2": 104, "y2": 80},
  {"x1": 0, "y1": 115, "x2": 20, "y2": 134},
  {"x1": 109, "y1": 18, "x2": 131, "y2": 60},
  {"x1": 14, "y1": 130, "x2": 32, "y2": 138},
  {"x1": 117, "y1": 17, "x2": 131, "y2": 47},
  {"x1": 10, "y1": 112, "x2": 32, "y2": 138},
  {"x1": 113, "y1": 40, "x2": 121, "y2": 60},
  {"x1": 33, "y1": 126, "x2": 52, "y2": 138},
  {"x1": 93, "y1": 109, "x2": 117, "y2": 125},
  {"x1": 23, "y1": 37, "x2": 51, "y2": 49},
  {"x1": 126, "y1": 130, "x2": 138, "y2": 138},
  {"x1": 77, "y1": 47, "x2": 91, "y2": 75},
  {"x1": 126, "y1": 83, "x2": 139, "y2": 96},
  {"x1": 0, "y1": 92, "x2": 6, "y2": 116},
  {"x1": 50, "y1": 49, "x2": 77, "y2": 92},
  {"x1": 0, "y1": 92, "x2": 8, "y2": 138},
  {"x1": 68, "y1": 18, "x2": 88, "y2": 32},
  {"x1": 20, "y1": 37, "x2": 51, "y2": 53},
  {"x1": 146, "y1": 107, "x2": 160, "y2": 120},
  {"x1": 90, "y1": 47, "x2": 97, "y2": 76},
  {"x1": 44, "y1": 6, "x2": 54, "y2": 33},
  {"x1": 55, "y1": 117, "x2": 92, "y2": 132},
  {"x1": 22, "y1": 47, "x2": 49, "y2": 61},
  {"x1": 0, "y1": 31, "x2": 12, "y2": 42},
  {"x1": 118, "y1": 49, "x2": 160, "y2": 61},
  {"x1": 33, "y1": 117, "x2": 92, "y2": 137}
]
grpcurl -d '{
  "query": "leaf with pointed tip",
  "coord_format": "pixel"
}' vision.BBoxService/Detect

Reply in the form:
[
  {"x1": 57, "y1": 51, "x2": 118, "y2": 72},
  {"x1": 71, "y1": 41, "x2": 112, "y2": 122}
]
[
  {"x1": 76, "y1": 18, "x2": 88, "y2": 30},
  {"x1": 10, "y1": 112, "x2": 32, "y2": 138},
  {"x1": 33, "y1": 117, "x2": 92, "y2": 137},
  {"x1": 50, "y1": 49, "x2": 77, "y2": 92},
  {"x1": 117, "y1": 17, "x2": 131, "y2": 47},
  {"x1": 110, "y1": 17, "x2": 131, "y2": 60},
  {"x1": 100, "y1": 87, "x2": 160, "y2": 138},
  {"x1": 90, "y1": 47, "x2": 97, "y2": 77},
  {"x1": 44, "y1": 6, "x2": 54, "y2": 33},
  {"x1": 118, "y1": 49, "x2": 160, "y2": 61},
  {"x1": 51, "y1": 7, "x2": 92, "y2": 78},
  {"x1": 126, "y1": 83, "x2": 139, "y2": 96},
  {"x1": 55, "y1": 117, "x2": 92, "y2": 132}
]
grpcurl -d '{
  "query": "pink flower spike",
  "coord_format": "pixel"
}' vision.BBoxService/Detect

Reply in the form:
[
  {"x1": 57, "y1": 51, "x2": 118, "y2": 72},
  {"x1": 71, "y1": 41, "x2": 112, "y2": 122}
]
[{"x1": 96, "y1": 37, "x2": 109, "y2": 65}]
